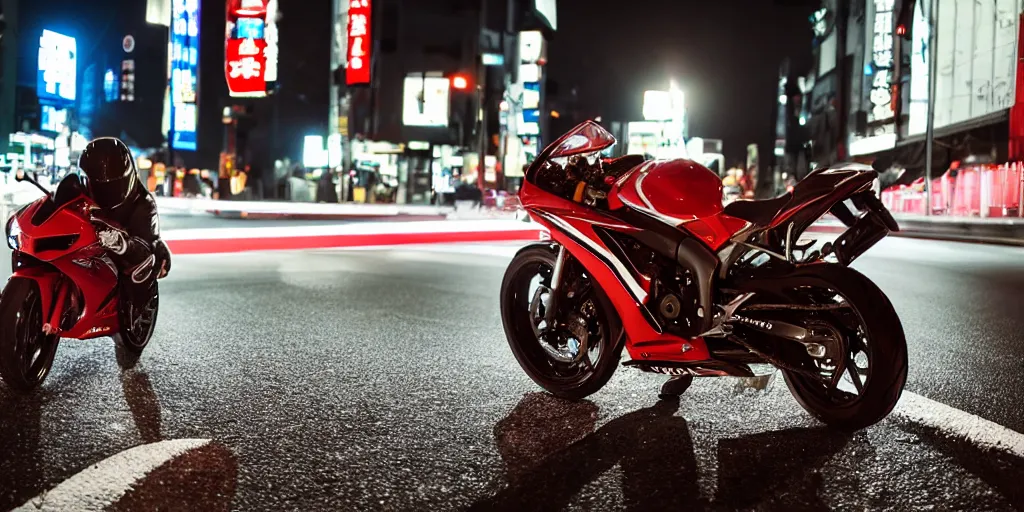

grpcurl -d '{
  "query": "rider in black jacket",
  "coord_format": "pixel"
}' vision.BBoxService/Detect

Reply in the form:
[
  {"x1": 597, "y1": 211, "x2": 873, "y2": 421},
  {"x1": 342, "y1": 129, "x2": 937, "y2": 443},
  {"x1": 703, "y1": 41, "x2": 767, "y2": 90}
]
[{"x1": 78, "y1": 138, "x2": 172, "y2": 300}]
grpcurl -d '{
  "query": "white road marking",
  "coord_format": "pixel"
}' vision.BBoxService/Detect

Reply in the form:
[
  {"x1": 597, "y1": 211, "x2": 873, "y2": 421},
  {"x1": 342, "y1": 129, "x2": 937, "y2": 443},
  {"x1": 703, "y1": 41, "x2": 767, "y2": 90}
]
[
  {"x1": 756, "y1": 376, "x2": 1024, "y2": 456},
  {"x1": 14, "y1": 438, "x2": 212, "y2": 512},
  {"x1": 894, "y1": 391, "x2": 1024, "y2": 458}
]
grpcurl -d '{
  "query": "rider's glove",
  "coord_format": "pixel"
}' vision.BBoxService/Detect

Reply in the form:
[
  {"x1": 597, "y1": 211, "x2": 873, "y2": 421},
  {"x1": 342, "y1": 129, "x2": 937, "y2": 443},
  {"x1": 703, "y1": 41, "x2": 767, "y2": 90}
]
[{"x1": 91, "y1": 217, "x2": 128, "y2": 255}]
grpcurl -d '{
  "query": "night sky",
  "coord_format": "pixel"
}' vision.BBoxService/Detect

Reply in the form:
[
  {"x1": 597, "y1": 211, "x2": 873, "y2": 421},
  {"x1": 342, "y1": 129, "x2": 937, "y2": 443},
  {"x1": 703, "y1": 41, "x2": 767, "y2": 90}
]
[{"x1": 545, "y1": 0, "x2": 817, "y2": 166}]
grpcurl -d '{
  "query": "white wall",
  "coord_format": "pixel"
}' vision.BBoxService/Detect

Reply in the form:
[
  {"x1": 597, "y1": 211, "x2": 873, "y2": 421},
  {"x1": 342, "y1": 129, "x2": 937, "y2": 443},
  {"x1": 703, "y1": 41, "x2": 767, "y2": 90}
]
[{"x1": 930, "y1": 0, "x2": 1020, "y2": 129}]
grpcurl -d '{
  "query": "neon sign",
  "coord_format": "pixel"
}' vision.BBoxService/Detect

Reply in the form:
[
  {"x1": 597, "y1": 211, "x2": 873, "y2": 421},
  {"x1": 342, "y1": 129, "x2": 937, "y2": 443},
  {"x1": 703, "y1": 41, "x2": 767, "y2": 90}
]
[
  {"x1": 37, "y1": 30, "x2": 77, "y2": 104},
  {"x1": 170, "y1": 0, "x2": 200, "y2": 151},
  {"x1": 226, "y1": 0, "x2": 277, "y2": 97},
  {"x1": 346, "y1": 0, "x2": 372, "y2": 85},
  {"x1": 868, "y1": 0, "x2": 895, "y2": 128}
]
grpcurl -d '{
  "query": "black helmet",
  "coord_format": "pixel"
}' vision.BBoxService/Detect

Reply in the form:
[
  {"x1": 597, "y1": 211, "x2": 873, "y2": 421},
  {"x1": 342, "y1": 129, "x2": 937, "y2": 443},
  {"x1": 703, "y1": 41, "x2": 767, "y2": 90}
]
[{"x1": 78, "y1": 138, "x2": 139, "y2": 209}]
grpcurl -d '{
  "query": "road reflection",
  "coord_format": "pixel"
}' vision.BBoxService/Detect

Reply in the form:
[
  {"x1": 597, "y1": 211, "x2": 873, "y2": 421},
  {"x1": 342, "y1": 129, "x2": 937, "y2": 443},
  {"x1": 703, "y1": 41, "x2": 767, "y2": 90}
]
[{"x1": 0, "y1": 389, "x2": 47, "y2": 510}]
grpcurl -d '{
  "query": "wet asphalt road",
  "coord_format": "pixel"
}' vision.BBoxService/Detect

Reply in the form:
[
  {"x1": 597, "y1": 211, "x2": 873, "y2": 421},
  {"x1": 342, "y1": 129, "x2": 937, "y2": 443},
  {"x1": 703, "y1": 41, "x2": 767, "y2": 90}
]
[{"x1": 0, "y1": 239, "x2": 1023, "y2": 510}]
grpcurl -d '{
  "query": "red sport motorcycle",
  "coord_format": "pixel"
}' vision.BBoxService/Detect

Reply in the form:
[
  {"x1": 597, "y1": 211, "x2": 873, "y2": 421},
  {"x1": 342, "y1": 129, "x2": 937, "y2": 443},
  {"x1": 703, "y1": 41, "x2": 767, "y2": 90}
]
[
  {"x1": 501, "y1": 121, "x2": 907, "y2": 430},
  {"x1": 1, "y1": 172, "x2": 159, "y2": 391}
]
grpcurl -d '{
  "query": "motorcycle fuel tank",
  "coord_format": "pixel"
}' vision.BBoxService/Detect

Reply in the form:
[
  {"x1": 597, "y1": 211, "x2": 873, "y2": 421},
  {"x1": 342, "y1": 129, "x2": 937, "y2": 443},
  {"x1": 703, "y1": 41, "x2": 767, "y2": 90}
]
[{"x1": 612, "y1": 159, "x2": 726, "y2": 225}]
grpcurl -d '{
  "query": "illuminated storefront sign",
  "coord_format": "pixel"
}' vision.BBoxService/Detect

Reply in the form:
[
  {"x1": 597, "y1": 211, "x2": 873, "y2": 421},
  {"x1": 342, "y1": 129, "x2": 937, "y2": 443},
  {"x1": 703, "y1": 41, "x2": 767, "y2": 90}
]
[
  {"x1": 41, "y1": 106, "x2": 68, "y2": 132},
  {"x1": 226, "y1": 0, "x2": 277, "y2": 97},
  {"x1": 346, "y1": 0, "x2": 372, "y2": 85},
  {"x1": 37, "y1": 30, "x2": 77, "y2": 104},
  {"x1": 170, "y1": 0, "x2": 200, "y2": 151},
  {"x1": 401, "y1": 75, "x2": 450, "y2": 127},
  {"x1": 868, "y1": 0, "x2": 894, "y2": 129},
  {"x1": 225, "y1": 37, "x2": 268, "y2": 95}
]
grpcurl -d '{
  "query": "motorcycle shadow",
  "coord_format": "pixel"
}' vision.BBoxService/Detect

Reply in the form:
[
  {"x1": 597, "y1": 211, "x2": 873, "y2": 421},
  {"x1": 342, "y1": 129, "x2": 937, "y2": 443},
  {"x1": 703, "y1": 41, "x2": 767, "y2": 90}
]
[{"x1": 468, "y1": 392, "x2": 851, "y2": 512}]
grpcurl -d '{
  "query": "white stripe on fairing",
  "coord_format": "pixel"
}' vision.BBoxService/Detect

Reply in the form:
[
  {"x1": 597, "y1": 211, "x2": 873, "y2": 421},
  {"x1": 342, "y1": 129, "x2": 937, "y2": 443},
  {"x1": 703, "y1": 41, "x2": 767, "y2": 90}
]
[
  {"x1": 14, "y1": 438, "x2": 212, "y2": 512},
  {"x1": 894, "y1": 392, "x2": 1024, "y2": 458},
  {"x1": 634, "y1": 163, "x2": 658, "y2": 212},
  {"x1": 539, "y1": 213, "x2": 648, "y2": 303},
  {"x1": 161, "y1": 220, "x2": 540, "y2": 241}
]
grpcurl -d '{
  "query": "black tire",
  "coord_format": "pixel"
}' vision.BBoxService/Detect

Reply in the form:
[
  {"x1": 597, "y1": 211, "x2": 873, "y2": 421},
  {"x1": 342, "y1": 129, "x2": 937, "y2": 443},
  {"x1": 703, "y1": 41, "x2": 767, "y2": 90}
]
[
  {"x1": 0, "y1": 278, "x2": 60, "y2": 392},
  {"x1": 113, "y1": 282, "x2": 159, "y2": 369},
  {"x1": 778, "y1": 264, "x2": 908, "y2": 431},
  {"x1": 500, "y1": 245, "x2": 623, "y2": 400}
]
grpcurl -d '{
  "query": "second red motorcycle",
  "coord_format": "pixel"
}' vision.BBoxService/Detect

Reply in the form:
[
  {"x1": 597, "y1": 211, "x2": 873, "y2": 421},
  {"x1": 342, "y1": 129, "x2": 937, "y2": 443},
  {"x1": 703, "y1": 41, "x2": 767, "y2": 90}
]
[{"x1": 2, "y1": 172, "x2": 160, "y2": 392}]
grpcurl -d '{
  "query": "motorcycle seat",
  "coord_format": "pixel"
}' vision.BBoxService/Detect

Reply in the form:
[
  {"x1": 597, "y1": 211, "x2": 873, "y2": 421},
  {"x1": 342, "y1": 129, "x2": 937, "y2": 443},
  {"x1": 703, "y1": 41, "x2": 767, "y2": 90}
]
[{"x1": 722, "y1": 193, "x2": 792, "y2": 226}]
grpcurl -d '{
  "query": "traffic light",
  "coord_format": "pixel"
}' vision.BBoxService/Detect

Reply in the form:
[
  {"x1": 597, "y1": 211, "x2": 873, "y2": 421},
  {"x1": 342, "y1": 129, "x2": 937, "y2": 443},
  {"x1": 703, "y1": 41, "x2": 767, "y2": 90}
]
[{"x1": 451, "y1": 74, "x2": 470, "y2": 90}]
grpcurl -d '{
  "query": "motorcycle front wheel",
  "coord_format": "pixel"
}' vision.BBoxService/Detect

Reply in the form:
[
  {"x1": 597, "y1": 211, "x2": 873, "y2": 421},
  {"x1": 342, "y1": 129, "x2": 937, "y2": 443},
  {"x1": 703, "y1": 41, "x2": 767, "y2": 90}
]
[
  {"x1": 0, "y1": 277, "x2": 60, "y2": 392},
  {"x1": 768, "y1": 264, "x2": 908, "y2": 431},
  {"x1": 500, "y1": 245, "x2": 623, "y2": 400}
]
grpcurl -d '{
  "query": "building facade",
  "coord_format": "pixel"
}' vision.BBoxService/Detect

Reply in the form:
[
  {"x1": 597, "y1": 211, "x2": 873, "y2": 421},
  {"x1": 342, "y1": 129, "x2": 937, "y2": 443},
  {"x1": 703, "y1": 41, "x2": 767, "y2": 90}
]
[
  {"x1": 800, "y1": 0, "x2": 1024, "y2": 183},
  {"x1": 328, "y1": 0, "x2": 557, "y2": 204}
]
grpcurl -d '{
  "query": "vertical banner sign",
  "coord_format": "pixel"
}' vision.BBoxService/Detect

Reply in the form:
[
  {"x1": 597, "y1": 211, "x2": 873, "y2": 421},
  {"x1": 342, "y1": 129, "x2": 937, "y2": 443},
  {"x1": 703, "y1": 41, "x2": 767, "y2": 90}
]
[
  {"x1": 868, "y1": 0, "x2": 895, "y2": 135},
  {"x1": 264, "y1": 0, "x2": 279, "y2": 87},
  {"x1": 225, "y1": 0, "x2": 271, "y2": 97},
  {"x1": 170, "y1": 0, "x2": 200, "y2": 151},
  {"x1": 346, "y1": 0, "x2": 372, "y2": 85}
]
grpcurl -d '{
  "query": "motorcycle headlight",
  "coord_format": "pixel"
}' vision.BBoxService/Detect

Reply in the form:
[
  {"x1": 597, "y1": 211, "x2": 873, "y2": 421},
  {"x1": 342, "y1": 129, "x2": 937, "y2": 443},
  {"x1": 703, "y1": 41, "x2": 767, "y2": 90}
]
[{"x1": 6, "y1": 216, "x2": 20, "y2": 250}]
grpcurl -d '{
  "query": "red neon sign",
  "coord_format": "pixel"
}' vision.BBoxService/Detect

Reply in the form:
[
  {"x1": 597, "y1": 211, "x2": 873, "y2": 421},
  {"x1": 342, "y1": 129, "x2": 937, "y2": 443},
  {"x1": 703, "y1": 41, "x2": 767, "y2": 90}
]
[
  {"x1": 225, "y1": 0, "x2": 270, "y2": 97},
  {"x1": 346, "y1": 0, "x2": 372, "y2": 85},
  {"x1": 225, "y1": 37, "x2": 268, "y2": 96}
]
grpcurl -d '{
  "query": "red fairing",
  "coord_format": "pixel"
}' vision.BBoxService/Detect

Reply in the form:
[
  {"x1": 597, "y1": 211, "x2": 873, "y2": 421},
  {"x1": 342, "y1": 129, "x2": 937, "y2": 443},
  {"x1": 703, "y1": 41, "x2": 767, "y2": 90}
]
[
  {"x1": 528, "y1": 210, "x2": 711, "y2": 363},
  {"x1": 683, "y1": 215, "x2": 749, "y2": 250},
  {"x1": 12, "y1": 197, "x2": 120, "y2": 339}
]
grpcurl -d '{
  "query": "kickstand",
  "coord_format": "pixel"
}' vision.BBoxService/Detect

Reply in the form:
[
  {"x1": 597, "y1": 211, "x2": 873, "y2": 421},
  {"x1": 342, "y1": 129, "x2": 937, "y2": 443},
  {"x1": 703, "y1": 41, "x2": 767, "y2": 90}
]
[{"x1": 658, "y1": 375, "x2": 694, "y2": 400}]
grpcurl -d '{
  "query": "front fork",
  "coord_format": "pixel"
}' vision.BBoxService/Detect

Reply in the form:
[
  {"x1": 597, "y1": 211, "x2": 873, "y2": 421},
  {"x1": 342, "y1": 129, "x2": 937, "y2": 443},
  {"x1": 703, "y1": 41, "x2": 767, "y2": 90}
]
[
  {"x1": 544, "y1": 245, "x2": 569, "y2": 325},
  {"x1": 529, "y1": 244, "x2": 582, "y2": 364},
  {"x1": 42, "y1": 278, "x2": 69, "y2": 335}
]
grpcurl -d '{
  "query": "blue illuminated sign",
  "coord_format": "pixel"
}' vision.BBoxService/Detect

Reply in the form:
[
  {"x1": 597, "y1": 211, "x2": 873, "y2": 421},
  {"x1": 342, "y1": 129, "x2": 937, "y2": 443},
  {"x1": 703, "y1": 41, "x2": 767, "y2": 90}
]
[
  {"x1": 37, "y1": 30, "x2": 77, "y2": 105},
  {"x1": 523, "y1": 109, "x2": 540, "y2": 123},
  {"x1": 170, "y1": 0, "x2": 201, "y2": 151},
  {"x1": 235, "y1": 18, "x2": 265, "y2": 40}
]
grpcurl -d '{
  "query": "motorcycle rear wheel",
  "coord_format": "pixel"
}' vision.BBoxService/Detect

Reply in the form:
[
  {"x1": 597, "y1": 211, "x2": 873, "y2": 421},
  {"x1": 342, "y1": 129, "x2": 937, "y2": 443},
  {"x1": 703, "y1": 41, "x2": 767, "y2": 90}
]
[
  {"x1": 773, "y1": 264, "x2": 908, "y2": 431},
  {"x1": 0, "y1": 277, "x2": 60, "y2": 392},
  {"x1": 113, "y1": 282, "x2": 160, "y2": 369},
  {"x1": 500, "y1": 245, "x2": 623, "y2": 400}
]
